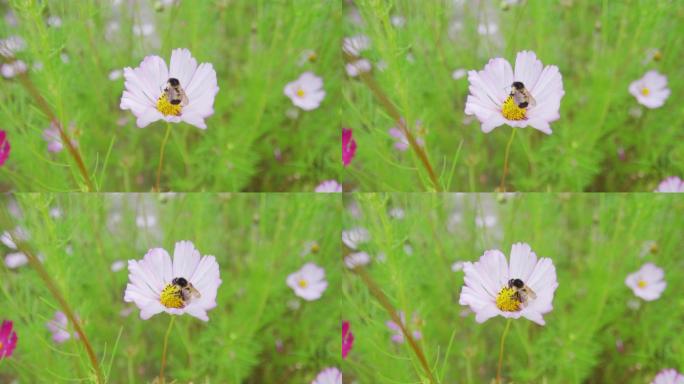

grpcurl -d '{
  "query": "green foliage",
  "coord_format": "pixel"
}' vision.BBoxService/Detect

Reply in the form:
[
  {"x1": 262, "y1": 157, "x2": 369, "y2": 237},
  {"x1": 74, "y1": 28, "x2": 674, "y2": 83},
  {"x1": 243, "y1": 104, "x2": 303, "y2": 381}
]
[
  {"x1": 343, "y1": 0, "x2": 684, "y2": 192},
  {"x1": 0, "y1": 193, "x2": 341, "y2": 383},
  {"x1": 0, "y1": 0, "x2": 340, "y2": 192},
  {"x1": 343, "y1": 193, "x2": 684, "y2": 383}
]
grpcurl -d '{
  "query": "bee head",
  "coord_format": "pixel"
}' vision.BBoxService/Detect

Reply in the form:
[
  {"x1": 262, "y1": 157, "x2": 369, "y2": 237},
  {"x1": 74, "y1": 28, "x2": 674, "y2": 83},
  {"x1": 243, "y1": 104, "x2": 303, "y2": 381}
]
[
  {"x1": 512, "y1": 81, "x2": 525, "y2": 90},
  {"x1": 172, "y1": 277, "x2": 188, "y2": 287},
  {"x1": 168, "y1": 78, "x2": 180, "y2": 86},
  {"x1": 508, "y1": 278, "x2": 524, "y2": 288}
]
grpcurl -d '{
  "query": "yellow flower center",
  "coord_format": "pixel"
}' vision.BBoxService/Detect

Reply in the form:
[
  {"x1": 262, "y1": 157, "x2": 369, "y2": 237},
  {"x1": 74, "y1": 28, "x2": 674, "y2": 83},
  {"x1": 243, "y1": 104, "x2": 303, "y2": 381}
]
[
  {"x1": 496, "y1": 287, "x2": 521, "y2": 312},
  {"x1": 310, "y1": 243, "x2": 320, "y2": 253},
  {"x1": 156, "y1": 93, "x2": 183, "y2": 116},
  {"x1": 641, "y1": 87, "x2": 650, "y2": 96},
  {"x1": 298, "y1": 279, "x2": 308, "y2": 288},
  {"x1": 0, "y1": 341, "x2": 3, "y2": 349},
  {"x1": 296, "y1": 88, "x2": 306, "y2": 98},
  {"x1": 308, "y1": 53, "x2": 317, "y2": 62},
  {"x1": 637, "y1": 280, "x2": 647, "y2": 288},
  {"x1": 502, "y1": 95, "x2": 527, "y2": 121},
  {"x1": 160, "y1": 283, "x2": 185, "y2": 308}
]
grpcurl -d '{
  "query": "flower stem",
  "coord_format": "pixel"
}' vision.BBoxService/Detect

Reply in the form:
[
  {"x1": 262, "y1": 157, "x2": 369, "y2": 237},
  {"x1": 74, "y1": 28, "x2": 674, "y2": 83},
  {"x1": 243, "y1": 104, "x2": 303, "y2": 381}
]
[
  {"x1": 158, "y1": 315, "x2": 176, "y2": 384},
  {"x1": 499, "y1": 128, "x2": 518, "y2": 192},
  {"x1": 346, "y1": 53, "x2": 441, "y2": 191},
  {"x1": 155, "y1": 123, "x2": 172, "y2": 192},
  {"x1": 496, "y1": 318, "x2": 513, "y2": 384}
]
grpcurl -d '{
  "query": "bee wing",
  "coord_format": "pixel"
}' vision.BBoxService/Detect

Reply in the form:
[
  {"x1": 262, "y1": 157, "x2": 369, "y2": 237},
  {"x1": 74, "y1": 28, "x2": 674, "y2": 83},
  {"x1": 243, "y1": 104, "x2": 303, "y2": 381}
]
[
  {"x1": 524, "y1": 286, "x2": 537, "y2": 300},
  {"x1": 524, "y1": 90, "x2": 537, "y2": 107},
  {"x1": 180, "y1": 89, "x2": 189, "y2": 107},
  {"x1": 187, "y1": 285, "x2": 202, "y2": 298}
]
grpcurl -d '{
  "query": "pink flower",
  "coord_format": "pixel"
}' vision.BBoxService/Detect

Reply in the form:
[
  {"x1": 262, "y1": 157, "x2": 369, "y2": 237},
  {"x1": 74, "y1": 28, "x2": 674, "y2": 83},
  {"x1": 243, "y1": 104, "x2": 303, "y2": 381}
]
[
  {"x1": 315, "y1": 180, "x2": 342, "y2": 193},
  {"x1": 652, "y1": 369, "x2": 684, "y2": 384},
  {"x1": 386, "y1": 311, "x2": 422, "y2": 344},
  {"x1": 0, "y1": 320, "x2": 18, "y2": 358},
  {"x1": 388, "y1": 127, "x2": 424, "y2": 151},
  {"x1": 629, "y1": 70, "x2": 670, "y2": 109},
  {"x1": 46, "y1": 311, "x2": 79, "y2": 344},
  {"x1": 465, "y1": 51, "x2": 564, "y2": 134},
  {"x1": 342, "y1": 321, "x2": 354, "y2": 359},
  {"x1": 312, "y1": 367, "x2": 342, "y2": 384},
  {"x1": 0, "y1": 130, "x2": 10, "y2": 166},
  {"x1": 42, "y1": 122, "x2": 78, "y2": 153},
  {"x1": 625, "y1": 262, "x2": 666, "y2": 301},
  {"x1": 342, "y1": 127, "x2": 356, "y2": 166},
  {"x1": 655, "y1": 176, "x2": 684, "y2": 193}
]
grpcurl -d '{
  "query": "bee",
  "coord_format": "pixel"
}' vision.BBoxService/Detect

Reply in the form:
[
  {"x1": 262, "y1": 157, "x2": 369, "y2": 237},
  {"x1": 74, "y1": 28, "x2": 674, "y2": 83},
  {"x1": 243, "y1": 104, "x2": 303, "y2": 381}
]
[
  {"x1": 171, "y1": 277, "x2": 201, "y2": 304},
  {"x1": 164, "y1": 78, "x2": 189, "y2": 106},
  {"x1": 510, "y1": 81, "x2": 536, "y2": 109},
  {"x1": 508, "y1": 278, "x2": 537, "y2": 306}
]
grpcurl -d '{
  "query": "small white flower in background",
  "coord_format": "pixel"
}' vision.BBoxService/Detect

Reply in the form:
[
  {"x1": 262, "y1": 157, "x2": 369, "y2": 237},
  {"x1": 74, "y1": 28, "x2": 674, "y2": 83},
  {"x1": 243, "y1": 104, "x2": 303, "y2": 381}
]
[
  {"x1": 4, "y1": 253, "x2": 28, "y2": 269},
  {"x1": 108, "y1": 69, "x2": 123, "y2": 81},
  {"x1": 300, "y1": 241, "x2": 320, "y2": 257},
  {"x1": 0, "y1": 35, "x2": 25, "y2": 58},
  {"x1": 403, "y1": 243, "x2": 413, "y2": 255},
  {"x1": 124, "y1": 241, "x2": 222, "y2": 321},
  {"x1": 1, "y1": 60, "x2": 27, "y2": 78},
  {"x1": 452, "y1": 68, "x2": 467, "y2": 80},
  {"x1": 60, "y1": 52, "x2": 70, "y2": 63},
  {"x1": 1, "y1": 228, "x2": 28, "y2": 249},
  {"x1": 110, "y1": 260, "x2": 126, "y2": 272},
  {"x1": 655, "y1": 176, "x2": 684, "y2": 193},
  {"x1": 628, "y1": 106, "x2": 643, "y2": 119},
  {"x1": 298, "y1": 49, "x2": 317, "y2": 66},
  {"x1": 315, "y1": 180, "x2": 342, "y2": 193},
  {"x1": 642, "y1": 48, "x2": 663, "y2": 64},
  {"x1": 629, "y1": 70, "x2": 670, "y2": 109},
  {"x1": 652, "y1": 369, "x2": 684, "y2": 384},
  {"x1": 133, "y1": 22, "x2": 155, "y2": 37},
  {"x1": 342, "y1": 35, "x2": 370, "y2": 57},
  {"x1": 391, "y1": 15, "x2": 406, "y2": 28},
  {"x1": 46, "y1": 311, "x2": 78, "y2": 344},
  {"x1": 342, "y1": 227, "x2": 370, "y2": 250},
  {"x1": 284, "y1": 72, "x2": 325, "y2": 111},
  {"x1": 477, "y1": 21, "x2": 499, "y2": 35},
  {"x1": 135, "y1": 213, "x2": 157, "y2": 228},
  {"x1": 627, "y1": 298, "x2": 641, "y2": 311},
  {"x1": 344, "y1": 252, "x2": 370, "y2": 269},
  {"x1": 312, "y1": 367, "x2": 342, "y2": 384},
  {"x1": 625, "y1": 262, "x2": 666, "y2": 301},
  {"x1": 120, "y1": 48, "x2": 219, "y2": 129},
  {"x1": 465, "y1": 51, "x2": 564, "y2": 134},
  {"x1": 285, "y1": 107, "x2": 300, "y2": 120},
  {"x1": 388, "y1": 127, "x2": 424, "y2": 152},
  {"x1": 49, "y1": 207, "x2": 63, "y2": 219},
  {"x1": 286, "y1": 299, "x2": 301, "y2": 311},
  {"x1": 43, "y1": 122, "x2": 78, "y2": 153},
  {"x1": 459, "y1": 243, "x2": 558, "y2": 325},
  {"x1": 451, "y1": 260, "x2": 465, "y2": 272},
  {"x1": 47, "y1": 16, "x2": 62, "y2": 28},
  {"x1": 119, "y1": 306, "x2": 134, "y2": 317},
  {"x1": 475, "y1": 213, "x2": 497, "y2": 228},
  {"x1": 4, "y1": 10, "x2": 18, "y2": 27},
  {"x1": 639, "y1": 240, "x2": 658, "y2": 258},
  {"x1": 389, "y1": 207, "x2": 405, "y2": 219},
  {"x1": 345, "y1": 59, "x2": 371, "y2": 77},
  {"x1": 286, "y1": 262, "x2": 328, "y2": 301},
  {"x1": 376, "y1": 60, "x2": 388, "y2": 72},
  {"x1": 386, "y1": 311, "x2": 423, "y2": 344}
]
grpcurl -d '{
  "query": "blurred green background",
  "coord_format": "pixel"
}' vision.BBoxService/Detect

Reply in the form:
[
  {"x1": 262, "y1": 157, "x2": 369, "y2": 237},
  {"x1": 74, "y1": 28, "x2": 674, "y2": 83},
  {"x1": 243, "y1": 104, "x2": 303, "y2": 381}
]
[
  {"x1": 343, "y1": 193, "x2": 684, "y2": 383},
  {"x1": 0, "y1": 193, "x2": 341, "y2": 383}
]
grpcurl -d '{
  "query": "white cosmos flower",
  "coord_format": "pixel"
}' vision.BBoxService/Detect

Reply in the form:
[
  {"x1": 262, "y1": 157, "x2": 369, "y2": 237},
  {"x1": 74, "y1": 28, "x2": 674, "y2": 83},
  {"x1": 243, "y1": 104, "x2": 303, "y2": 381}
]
[
  {"x1": 110, "y1": 260, "x2": 126, "y2": 272},
  {"x1": 344, "y1": 252, "x2": 370, "y2": 269},
  {"x1": 123, "y1": 240, "x2": 221, "y2": 321},
  {"x1": 459, "y1": 243, "x2": 558, "y2": 325},
  {"x1": 629, "y1": 70, "x2": 670, "y2": 109},
  {"x1": 625, "y1": 262, "x2": 666, "y2": 301},
  {"x1": 655, "y1": 176, "x2": 684, "y2": 192},
  {"x1": 283, "y1": 72, "x2": 325, "y2": 111},
  {"x1": 465, "y1": 50, "x2": 564, "y2": 135},
  {"x1": 312, "y1": 367, "x2": 342, "y2": 384},
  {"x1": 1, "y1": 60, "x2": 27, "y2": 79},
  {"x1": 120, "y1": 48, "x2": 219, "y2": 129},
  {"x1": 342, "y1": 35, "x2": 370, "y2": 57},
  {"x1": 46, "y1": 311, "x2": 77, "y2": 344},
  {"x1": 315, "y1": 180, "x2": 342, "y2": 193},
  {"x1": 342, "y1": 227, "x2": 370, "y2": 250},
  {"x1": 652, "y1": 369, "x2": 684, "y2": 384},
  {"x1": 345, "y1": 59, "x2": 371, "y2": 77},
  {"x1": 286, "y1": 262, "x2": 328, "y2": 301},
  {"x1": 4, "y1": 252, "x2": 28, "y2": 269}
]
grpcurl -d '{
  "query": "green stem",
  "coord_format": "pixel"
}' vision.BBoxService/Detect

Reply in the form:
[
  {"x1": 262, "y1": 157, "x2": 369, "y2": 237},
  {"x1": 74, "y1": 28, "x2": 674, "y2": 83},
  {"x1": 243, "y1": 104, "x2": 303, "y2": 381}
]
[
  {"x1": 158, "y1": 315, "x2": 176, "y2": 384},
  {"x1": 155, "y1": 123, "x2": 173, "y2": 192},
  {"x1": 496, "y1": 318, "x2": 513, "y2": 384},
  {"x1": 499, "y1": 129, "x2": 518, "y2": 192}
]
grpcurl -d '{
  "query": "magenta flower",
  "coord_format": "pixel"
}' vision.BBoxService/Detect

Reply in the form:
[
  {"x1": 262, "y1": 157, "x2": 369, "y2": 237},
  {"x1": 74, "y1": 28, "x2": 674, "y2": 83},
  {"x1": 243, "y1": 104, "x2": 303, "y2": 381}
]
[
  {"x1": 342, "y1": 321, "x2": 354, "y2": 359},
  {"x1": 386, "y1": 311, "x2": 422, "y2": 344},
  {"x1": 0, "y1": 130, "x2": 10, "y2": 166},
  {"x1": 342, "y1": 127, "x2": 356, "y2": 167},
  {"x1": 0, "y1": 320, "x2": 18, "y2": 358}
]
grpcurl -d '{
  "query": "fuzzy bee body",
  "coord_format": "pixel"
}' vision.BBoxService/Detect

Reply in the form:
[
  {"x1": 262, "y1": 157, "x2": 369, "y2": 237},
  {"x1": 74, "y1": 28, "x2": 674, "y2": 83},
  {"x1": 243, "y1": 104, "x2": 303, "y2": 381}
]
[
  {"x1": 171, "y1": 277, "x2": 201, "y2": 304},
  {"x1": 510, "y1": 81, "x2": 536, "y2": 109},
  {"x1": 508, "y1": 278, "x2": 537, "y2": 306},
  {"x1": 164, "y1": 78, "x2": 189, "y2": 107}
]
